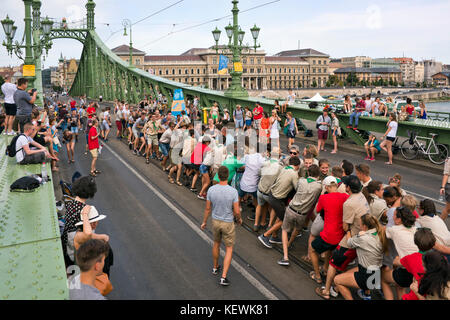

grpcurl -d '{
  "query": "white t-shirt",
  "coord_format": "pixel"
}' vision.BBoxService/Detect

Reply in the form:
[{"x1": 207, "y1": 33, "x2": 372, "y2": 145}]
[
  {"x1": 15, "y1": 134, "x2": 33, "y2": 163},
  {"x1": 387, "y1": 121, "x2": 398, "y2": 138},
  {"x1": 386, "y1": 225, "x2": 418, "y2": 258},
  {"x1": 1, "y1": 82, "x2": 17, "y2": 104},
  {"x1": 418, "y1": 215, "x2": 450, "y2": 246},
  {"x1": 240, "y1": 153, "x2": 265, "y2": 193}
]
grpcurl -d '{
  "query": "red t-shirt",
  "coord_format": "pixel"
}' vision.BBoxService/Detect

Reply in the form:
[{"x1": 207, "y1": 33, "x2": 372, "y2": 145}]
[
  {"x1": 316, "y1": 192, "x2": 350, "y2": 245},
  {"x1": 88, "y1": 126, "x2": 99, "y2": 150},
  {"x1": 190, "y1": 142, "x2": 210, "y2": 165},
  {"x1": 400, "y1": 252, "x2": 425, "y2": 300},
  {"x1": 70, "y1": 100, "x2": 76, "y2": 109},
  {"x1": 253, "y1": 106, "x2": 263, "y2": 120},
  {"x1": 87, "y1": 106, "x2": 96, "y2": 119},
  {"x1": 406, "y1": 105, "x2": 415, "y2": 115}
]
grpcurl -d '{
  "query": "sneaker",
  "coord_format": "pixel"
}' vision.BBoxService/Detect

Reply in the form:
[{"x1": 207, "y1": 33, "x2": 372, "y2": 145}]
[
  {"x1": 197, "y1": 194, "x2": 207, "y2": 200},
  {"x1": 8, "y1": 131, "x2": 16, "y2": 136},
  {"x1": 364, "y1": 156, "x2": 371, "y2": 160},
  {"x1": 258, "y1": 234, "x2": 273, "y2": 248},
  {"x1": 370, "y1": 157, "x2": 375, "y2": 161},
  {"x1": 212, "y1": 265, "x2": 221, "y2": 275},
  {"x1": 346, "y1": 125, "x2": 352, "y2": 129},
  {"x1": 302, "y1": 227, "x2": 309, "y2": 232},
  {"x1": 219, "y1": 277, "x2": 230, "y2": 286},
  {"x1": 277, "y1": 258, "x2": 290, "y2": 266},
  {"x1": 357, "y1": 289, "x2": 372, "y2": 300},
  {"x1": 133, "y1": 150, "x2": 137, "y2": 155},
  {"x1": 252, "y1": 225, "x2": 259, "y2": 232},
  {"x1": 128, "y1": 142, "x2": 133, "y2": 150},
  {"x1": 269, "y1": 236, "x2": 282, "y2": 244},
  {"x1": 329, "y1": 286, "x2": 339, "y2": 298},
  {"x1": 247, "y1": 213, "x2": 255, "y2": 221},
  {"x1": 190, "y1": 188, "x2": 197, "y2": 192},
  {"x1": 136, "y1": 150, "x2": 141, "y2": 156}
]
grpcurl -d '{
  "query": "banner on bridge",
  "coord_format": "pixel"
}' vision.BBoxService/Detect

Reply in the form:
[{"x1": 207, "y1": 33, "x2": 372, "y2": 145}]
[
  {"x1": 171, "y1": 88, "x2": 186, "y2": 117},
  {"x1": 218, "y1": 55, "x2": 228, "y2": 75}
]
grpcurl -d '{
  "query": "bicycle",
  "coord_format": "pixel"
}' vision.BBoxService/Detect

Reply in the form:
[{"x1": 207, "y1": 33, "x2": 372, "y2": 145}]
[{"x1": 400, "y1": 130, "x2": 449, "y2": 165}]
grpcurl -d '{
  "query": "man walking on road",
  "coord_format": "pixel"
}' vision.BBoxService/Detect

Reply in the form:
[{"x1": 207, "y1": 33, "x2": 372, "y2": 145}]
[{"x1": 201, "y1": 166, "x2": 242, "y2": 286}]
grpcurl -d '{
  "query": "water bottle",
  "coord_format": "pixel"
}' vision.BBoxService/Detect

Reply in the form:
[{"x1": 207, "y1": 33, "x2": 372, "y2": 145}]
[
  {"x1": 42, "y1": 162, "x2": 48, "y2": 183},
  {"x1": 439, "y1": 192, "x2": 445, "y2": 203}
]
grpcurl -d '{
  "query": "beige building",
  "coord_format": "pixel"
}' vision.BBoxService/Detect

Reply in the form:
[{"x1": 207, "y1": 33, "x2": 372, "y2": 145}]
[
  {"x1": 112, "y1": 45, "x2": 331, "y2": 90},
  {"x1": 334, "y1": 67, "x2": 402, "y2": 84},
  {"x1": 341, "y1": 56, "x2": 372, "y2": 68},
  {"x1": 414, "y1": 61, "x2": 425, "y2": 84},
  {"x1": 56, "y1": 54, "x2": 79, "y2": 90},
  {"x1": 393, "y1": 58, "x2": 415, "y2": 85},
  {"x1": 432, "y1": 72, "x2": 450, "y2": 86}
]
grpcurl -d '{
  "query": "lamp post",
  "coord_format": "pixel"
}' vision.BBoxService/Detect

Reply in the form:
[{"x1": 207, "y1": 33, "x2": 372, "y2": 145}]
[
  {"x1": 122, "y1": 18, "x2": 133, "y2": 68},
  {"x1": 211, "y1": 0, "x2": 261, "y2": 98},
  {"x1": 1, "y1": 0, "x2": 54, "y2": 106}
]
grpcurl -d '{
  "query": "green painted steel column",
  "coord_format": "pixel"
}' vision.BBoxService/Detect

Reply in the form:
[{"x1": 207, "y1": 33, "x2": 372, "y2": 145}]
[
  {"x1": 23, "y1": 0, "x2": 35, "y2": 88},
  {"x1": 31, "y1": 0, "x2": 43, "y2": 107}
]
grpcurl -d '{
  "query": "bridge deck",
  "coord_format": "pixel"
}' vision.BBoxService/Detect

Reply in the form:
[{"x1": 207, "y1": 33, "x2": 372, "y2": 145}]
[{"x1": 0, "y1": 136, "x2": 68, "y2": 300}]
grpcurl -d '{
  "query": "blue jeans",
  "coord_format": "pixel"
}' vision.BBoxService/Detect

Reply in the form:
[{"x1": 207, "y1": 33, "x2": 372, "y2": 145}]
[{"x1": 349, "y1": 112, "x2": 362, "y2": 127}]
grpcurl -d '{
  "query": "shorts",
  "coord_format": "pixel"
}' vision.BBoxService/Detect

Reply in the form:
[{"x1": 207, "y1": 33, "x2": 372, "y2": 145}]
[
  {"x1": 115, "y1": 120, "x2": 122, "y2": 132},
  {"x1": 235, "y1": 119, "x2": 244, "y2": 128},
  {"x1": 212, "y1": 114, "x2": 218, "y2": 120},
  {"x1": 4, "y1": 103, "x2": 17, "y2": 116},
  {"x1": 199, "y1": 164, "x2": 210, "y2": 175},
  {"x1": 282, "y1": 206, "x2": 308, "y2": 233},
  {"x1": 310, "y1": 214, "x2": 324, "y2": 237},
  {"x1": 85, "y1": 133, "x2": 89, "y2": 144},
  {"x1": 445, "y1": 184, "x2": 450, "y2": 203},
  {"x1": 386, "y1": 136, "x2": 395, "y2": 142},
  {"x1": 160, "y1": 142, "x2": 170, "y2": 157},
  {"x1": 245, "y1": 119, "x2": 252, "y2": 127},
  {"x1": 393, "y1": 267, "x2": 413, "y2": 288},
  {"x1": 70, "y1": 126, "x2": 78, "y2": 134},
  {"x1": 238, "y1": 189, "x2": 257, "y2": 199},
  {"x1": 16, "y1": 114, "x2": 31, "y2": 132},
  {"x1": 90, "y1": 148, "x2": 98, "y2": 158},
  {"x1": 253, "y1": 118, "x2": 262, "y2": 130},
  {"x1": 146, "y1": 134, "x2": 158, "y2": 146},
  {"x1": 311, "y1": 235, "x2": 337, "y2": 254},
  {"x1": 184, "y1": 163, "x2": 197, "y2": 171},
  {"x1": 318, "y1": 129, "x2": 328, "y2": 140},
  {"x1": 212, "y1": 219, "x2": 235, "y2": 247},
  {"x1": 267, "y1": 193, "x2": 286, "y2": 221},
  {"x1": 257, "y1": 190, "x2": 270, "y2": 206},
  {"x1": 354, "y1": 264, "x2": 380, "y2": 291},
  {"x1": 329, "y1": 246, "x2": 357, "y2": 272},
  {"x1": 286, "y1": 130, "x2": 296, "y2": 139},
  {"x1": 102, "y1": 120, "x2": 110, "y2": 131}
]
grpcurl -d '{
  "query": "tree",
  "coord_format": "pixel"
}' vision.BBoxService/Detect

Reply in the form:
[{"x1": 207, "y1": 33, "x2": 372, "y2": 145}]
[
  {"x1": 401, "y1": 81, "x2": 405, "y2": 87},
  {"x1": 326, "y1": 80, "x2": 331, "y2": 87},
  {"x1": 298, "y1": 81, "x2": 302, "y2": 88},
  {"x1": 312, "y1": 80, "x2": 317, "y2": 88},
  {"x1": 422, "y1": 81, "x2": 427, "y2": 88},
  {"x1": 328, "y1": 75, "x2": 339, "y2": 87},
  {"x1": 346, "y1": 72, "x2": 359, "y2": 86},
  {"x1": 0, "y1": 75, "x2": 4, "y2": 88},
  {"x1": 389, "y1": 78, "x2": 394, "y2": 86},
  {"x1": 416, "y1": 82, "x2": 421, "y2": 88}
]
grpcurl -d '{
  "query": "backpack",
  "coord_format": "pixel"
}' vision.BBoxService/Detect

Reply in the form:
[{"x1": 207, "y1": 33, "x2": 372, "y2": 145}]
[{"x1": 5, "y1": 134, "x2": 26, "y2": 157}]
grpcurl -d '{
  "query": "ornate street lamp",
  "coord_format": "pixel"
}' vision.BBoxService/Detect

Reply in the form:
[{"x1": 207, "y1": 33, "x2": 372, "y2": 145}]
[
  {"x1": 1, "y1": 15, "x2": 14, "y2": 36},
  {"x1": 41, "y1": 16, "x2": 54, "y2": 36},
  {"x1": 210, "y1": 0, "x2": 261, "y2": 98},
  {"x1": 122, "y1": 18, "x2": 133, "y2": 68}
]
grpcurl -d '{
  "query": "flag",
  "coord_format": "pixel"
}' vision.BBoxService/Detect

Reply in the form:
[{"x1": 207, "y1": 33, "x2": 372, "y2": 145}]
[
  {"x1": 218, "y1": 55, "x2": 228, "y2": 75},
  {"x1": 171, "y1": 88, "x2": 186, "y2": 117}
]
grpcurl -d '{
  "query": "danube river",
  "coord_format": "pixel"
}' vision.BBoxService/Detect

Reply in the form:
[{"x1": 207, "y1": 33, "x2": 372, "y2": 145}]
[{"x1": 427, "y1": 101, "x2": 450, "y2": 112}]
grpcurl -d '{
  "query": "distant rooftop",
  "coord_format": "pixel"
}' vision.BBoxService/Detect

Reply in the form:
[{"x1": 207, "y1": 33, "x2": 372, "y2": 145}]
[
  {"x1": 111, "y1": 45, "x2": 146, "y2": 55},
  {"x1": 275, "y1": 48, "x2": 329, "y2": 58},
  {"x1": 334, "y1": 67, "x2": 401, "y2": 73}
]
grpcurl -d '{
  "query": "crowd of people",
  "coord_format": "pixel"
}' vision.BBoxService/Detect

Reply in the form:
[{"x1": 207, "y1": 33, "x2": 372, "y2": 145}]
[
  {"x1": 1, "y1": 78, "x2": 449, "y2": 300},
  {"x1": 103, "y1": 93, "x2": 450, "y2": 299}
]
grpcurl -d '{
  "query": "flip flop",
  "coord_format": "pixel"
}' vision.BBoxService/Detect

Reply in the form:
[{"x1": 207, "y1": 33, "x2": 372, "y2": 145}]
[
  {"x1": 168, "y1": 177, "x2": 175, "y2": 184},
  {"x1": 301, "y1": 255, "x2": 311, "y2": 263},
  {"x1": 176, "y1": 181, "x2": 183, "y2": 186},
  {"x1": 315, "y1": 287, "x2": 330, "y2": 300},
  {"x1": 309, "y1": 271, "x2": 322, "y2": 284}
]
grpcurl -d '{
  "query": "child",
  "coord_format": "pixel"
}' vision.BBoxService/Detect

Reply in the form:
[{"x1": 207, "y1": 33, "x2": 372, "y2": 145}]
[
  {"x1": 330, "y1": 112, "x2": 340, "y2": 154},
  {"x1": 50, "y1": 117, "x2": 62, "y2": 172},
  {"x1": 364, "y1": 134, "x2": 381, "y2": 161}
]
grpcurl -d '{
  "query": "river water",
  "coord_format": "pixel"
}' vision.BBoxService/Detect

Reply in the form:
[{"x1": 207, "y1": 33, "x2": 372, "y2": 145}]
[{"x1": 427, "y1": 101, "x2": 450, "y2": 112}]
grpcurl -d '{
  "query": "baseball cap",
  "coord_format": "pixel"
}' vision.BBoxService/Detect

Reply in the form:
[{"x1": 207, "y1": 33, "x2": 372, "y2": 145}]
[{"x1": 323, "y1": 176, "x2": 338, "y2": 186}]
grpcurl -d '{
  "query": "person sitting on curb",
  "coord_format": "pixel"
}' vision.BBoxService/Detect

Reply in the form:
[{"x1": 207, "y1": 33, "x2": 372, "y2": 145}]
[{"x1": 14, "y1": 122, "x2": 56, "y2": 165}]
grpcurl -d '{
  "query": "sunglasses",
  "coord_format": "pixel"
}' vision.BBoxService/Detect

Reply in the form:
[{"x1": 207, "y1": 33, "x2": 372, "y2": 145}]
[{"x1": 290, "y1": 152, "x2": 298, "y2": 155}]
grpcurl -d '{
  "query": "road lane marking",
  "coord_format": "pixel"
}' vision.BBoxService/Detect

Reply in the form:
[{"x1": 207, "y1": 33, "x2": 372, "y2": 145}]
[{"x1": 102, "y1": 143, "x2": 279, "y2": 300}]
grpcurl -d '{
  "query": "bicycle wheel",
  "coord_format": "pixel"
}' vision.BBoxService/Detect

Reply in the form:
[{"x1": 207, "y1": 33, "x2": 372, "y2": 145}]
[
  {"x1": 401, "y1": 139, "x2": 419, "y2": 160},
  {"x1": 428, "y1": 144, "x2": 449, "y2": 165}
]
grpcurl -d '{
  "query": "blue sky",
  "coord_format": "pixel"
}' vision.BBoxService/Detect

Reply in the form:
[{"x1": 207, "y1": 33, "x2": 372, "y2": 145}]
[{"x1": 1, "y1": 0, "x2": 449, "y2": 68}]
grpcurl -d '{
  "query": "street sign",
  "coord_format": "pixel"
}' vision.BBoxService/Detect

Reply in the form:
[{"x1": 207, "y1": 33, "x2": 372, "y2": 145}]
[{"x1": 23, "y1": 64, "x2": 36, "y2": 77}]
